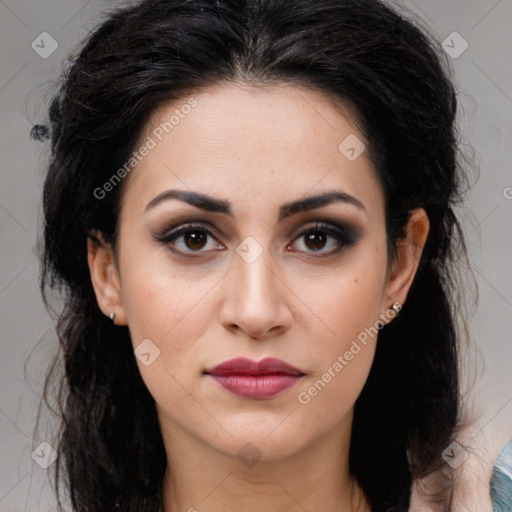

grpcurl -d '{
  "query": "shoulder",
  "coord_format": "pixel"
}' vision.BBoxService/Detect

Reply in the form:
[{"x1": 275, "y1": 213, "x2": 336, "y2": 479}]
[{"x1": 490, "y1": 439, "x2": 512, "y2": 512}]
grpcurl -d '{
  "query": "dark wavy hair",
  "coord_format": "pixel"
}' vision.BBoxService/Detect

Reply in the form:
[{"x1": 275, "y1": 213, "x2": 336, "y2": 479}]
[{"x1": 31, "y1": 0, "x2": 478, "y2": 510}]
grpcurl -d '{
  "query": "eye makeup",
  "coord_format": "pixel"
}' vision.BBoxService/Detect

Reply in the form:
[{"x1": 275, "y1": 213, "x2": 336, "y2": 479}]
[{"x1": 151, "y1": 212, "x2": 362, "y2": 259}]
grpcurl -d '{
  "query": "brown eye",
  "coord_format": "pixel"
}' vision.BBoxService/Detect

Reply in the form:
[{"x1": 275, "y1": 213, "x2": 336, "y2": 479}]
[
  {"x1": 289, "y1": 222, "x2": 358, "y2": 256},
  {"x1": 154, "y1": 223, "x2": 224, "y2": 256},
  {"x1": 182, "y1": 231, "x2": 208, "y2": 250},
  {"x1": 303, "y1": 230, "x2": 328, "y2": 251}
]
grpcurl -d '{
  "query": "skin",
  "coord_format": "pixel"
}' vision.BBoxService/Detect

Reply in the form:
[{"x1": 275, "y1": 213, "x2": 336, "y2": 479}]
[{"x1": 87, "y1": 82, "x2": 429, "y2": 512}]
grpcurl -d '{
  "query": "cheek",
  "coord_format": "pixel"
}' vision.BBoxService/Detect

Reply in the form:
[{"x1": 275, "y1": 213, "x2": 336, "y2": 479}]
[
  {"x1": 305, "y1": 254, "x2": 386, "y2": 353},
  {"x1": 296, "y1": 257, "x2": 385, "y2": 415},
  {"x1": 120, "y1": 244, "x2": 216, "y2": 342},
  {"x1": 119, "y1": 260, "x2": 216, "y2": 418},
  {"x1": 118, "y1": 244, "x2": 226, "y2": 394}
]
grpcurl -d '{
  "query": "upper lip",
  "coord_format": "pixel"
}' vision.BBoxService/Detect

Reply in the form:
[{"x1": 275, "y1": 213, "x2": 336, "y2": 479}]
[{"x1": 205, "y1": 357, "x2": 305, "y2": 377}]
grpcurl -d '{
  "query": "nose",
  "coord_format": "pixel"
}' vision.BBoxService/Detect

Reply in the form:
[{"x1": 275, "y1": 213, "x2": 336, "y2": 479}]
[{"x1": 219, "y1": 244, "x2": 293, "y2": 340}]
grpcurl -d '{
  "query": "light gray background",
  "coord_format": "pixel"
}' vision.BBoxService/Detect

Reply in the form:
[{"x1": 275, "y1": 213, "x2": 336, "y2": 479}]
[{"x1": 1, "y1": 1, "x2": 511, "y2": 510}]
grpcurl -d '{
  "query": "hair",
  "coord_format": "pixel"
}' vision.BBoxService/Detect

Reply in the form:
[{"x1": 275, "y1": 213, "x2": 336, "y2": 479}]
[{"x1": 31, "y1": 0, "x2": 478, "y2": 510}]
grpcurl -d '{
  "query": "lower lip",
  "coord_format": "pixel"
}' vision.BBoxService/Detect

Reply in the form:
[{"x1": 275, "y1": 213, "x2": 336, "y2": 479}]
[{"x1": 208, "y1": 374, "x2": 303, "y2": 399}]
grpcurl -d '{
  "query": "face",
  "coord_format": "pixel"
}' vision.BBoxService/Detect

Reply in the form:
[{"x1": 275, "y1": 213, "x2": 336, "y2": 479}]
[{"x1": 88, "y1": 81, "x2": 428, "y2": 464}]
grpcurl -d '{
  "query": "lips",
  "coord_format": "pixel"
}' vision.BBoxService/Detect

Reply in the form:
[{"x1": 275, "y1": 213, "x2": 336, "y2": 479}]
[
  {"x1": 204, "y1": 357, "x2": 305, "y2": 399},
  {"x1": 206, "y1": 357, "x2": 305, "y2": 376}
]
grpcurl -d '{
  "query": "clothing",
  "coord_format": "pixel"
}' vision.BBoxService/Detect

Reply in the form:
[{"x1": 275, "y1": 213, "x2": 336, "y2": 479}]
[
  {"x1": 384, "y1": 439, "x2": 512, "y2": 512},
  {"x1": 491, "y1": 439, "x2": 512, "y2": 512}
]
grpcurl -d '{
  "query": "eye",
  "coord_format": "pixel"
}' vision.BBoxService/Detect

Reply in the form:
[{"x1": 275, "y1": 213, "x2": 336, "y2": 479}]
[
  {"x1": 153, "y1": 220, "x2": 358, "y2": 258},
  {"x1": 154, "y1": 223, "x2": 224, "y2": 256},
  {"x1": 288, "y1": 222, "x2": 357, "y2": 255}
]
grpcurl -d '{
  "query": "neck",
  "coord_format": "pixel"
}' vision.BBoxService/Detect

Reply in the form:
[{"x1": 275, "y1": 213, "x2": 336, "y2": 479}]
[{"x1": 160, "y1": 409, "x2": 370, "y2": 512}]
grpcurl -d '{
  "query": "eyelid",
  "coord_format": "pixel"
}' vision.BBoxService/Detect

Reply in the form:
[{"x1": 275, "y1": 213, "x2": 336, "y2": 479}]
[
  {"x1": 290, "y1": 221, "x2": 359, "y2": 251},
  {"x1": 153, "y1": 222, "x2": 221, "y2": 247},
  {"x1": 152, "y1": 211, "x2": 221, "y2": 234},
  {"x1": 153, "y1": 217, "x2": 360, "y2": 259},
  {"x1": 154, "y1": 219, "x2": 219, "y2": 240}
]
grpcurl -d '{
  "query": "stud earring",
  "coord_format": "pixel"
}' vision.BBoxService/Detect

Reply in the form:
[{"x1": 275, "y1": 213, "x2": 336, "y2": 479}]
[
  {"x1": 390, "y1": 302, "x2": 402, "y2": 314},
  {"x1": 109, "y1": 313, "x2": 116, "y2": 322}
]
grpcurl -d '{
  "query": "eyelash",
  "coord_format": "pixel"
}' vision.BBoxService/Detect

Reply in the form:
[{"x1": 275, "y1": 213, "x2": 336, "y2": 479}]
[{"x1": 153, "y1": 221, "x2": 357, "y2": 258}]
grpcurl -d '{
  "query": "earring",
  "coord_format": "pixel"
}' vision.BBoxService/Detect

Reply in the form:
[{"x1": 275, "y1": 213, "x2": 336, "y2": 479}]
[
  {"x1": 109, "y1": 312, "x2": 116, "y2": 322},
  {"x1": 390, "y1": 302, "x2": 402, "y2": 314}
]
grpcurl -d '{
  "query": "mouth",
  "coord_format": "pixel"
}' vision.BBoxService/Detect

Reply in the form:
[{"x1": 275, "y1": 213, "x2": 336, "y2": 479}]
[{"x1": 203, "y1": 357, "x2": 306, "y2": 399}]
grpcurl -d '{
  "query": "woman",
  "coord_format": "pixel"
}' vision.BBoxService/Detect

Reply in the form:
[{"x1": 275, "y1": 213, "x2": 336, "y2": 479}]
[{"x1": 32, "y1": 0, "x2": 509, "y2": 510}]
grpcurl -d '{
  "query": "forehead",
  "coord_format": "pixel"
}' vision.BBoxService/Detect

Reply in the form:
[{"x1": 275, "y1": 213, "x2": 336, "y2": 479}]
[{"x1": 119, "y1": 81, "x2": 384, "y2": 219}]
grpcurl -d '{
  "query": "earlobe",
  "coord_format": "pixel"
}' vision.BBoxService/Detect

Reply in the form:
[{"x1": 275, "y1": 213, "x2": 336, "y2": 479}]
[
  {"x1": 86, "y1": 233, "x2": 127, "y2": 325},
  {"x1": 381, "y1": 208, "x2": 430, "y2": 323}
]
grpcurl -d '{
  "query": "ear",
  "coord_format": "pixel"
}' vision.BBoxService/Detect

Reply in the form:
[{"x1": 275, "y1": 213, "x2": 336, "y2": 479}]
[
  {"x1": 380, "y1": 208, "x2": 430, "y2": 324},
  {"x1": 87, "y1": 231, "x2": 127, "y2": 325}
]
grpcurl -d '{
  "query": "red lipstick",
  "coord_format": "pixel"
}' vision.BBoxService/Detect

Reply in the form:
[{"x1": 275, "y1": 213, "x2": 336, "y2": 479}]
[{"x1": 205, "y1": 357, "x2": 305, "y2": 399}]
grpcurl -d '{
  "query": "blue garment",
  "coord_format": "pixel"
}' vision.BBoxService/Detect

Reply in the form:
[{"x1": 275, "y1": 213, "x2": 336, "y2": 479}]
[{"x1": 491, "y1": 439, "x2": 512, "y2": 512}]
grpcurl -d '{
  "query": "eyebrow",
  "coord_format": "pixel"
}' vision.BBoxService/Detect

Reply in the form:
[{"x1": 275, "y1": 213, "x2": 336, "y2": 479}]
[{"x1": 144, "y1": 188, "x2": 366, "y2": 221}]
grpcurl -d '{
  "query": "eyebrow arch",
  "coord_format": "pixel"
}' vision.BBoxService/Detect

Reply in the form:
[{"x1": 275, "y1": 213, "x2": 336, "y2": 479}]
[{"x1": 144, "y1": 189, "x2": 366, "y2": 221}]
